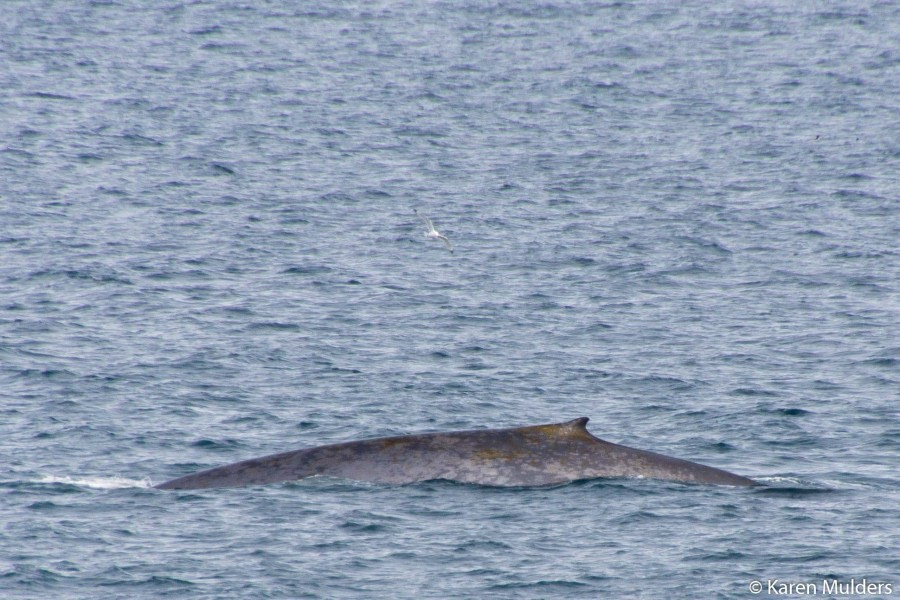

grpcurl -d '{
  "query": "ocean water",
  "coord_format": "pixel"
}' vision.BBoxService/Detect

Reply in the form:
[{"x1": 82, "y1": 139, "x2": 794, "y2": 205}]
[{"x1": 1, "y1": 0, "x2": 898, "y2": 598}]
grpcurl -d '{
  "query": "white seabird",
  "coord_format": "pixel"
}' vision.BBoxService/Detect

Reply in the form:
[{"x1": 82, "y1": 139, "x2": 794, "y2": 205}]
[{"x1": 415, "y1": 209, "x2": 453, "y2": 253}]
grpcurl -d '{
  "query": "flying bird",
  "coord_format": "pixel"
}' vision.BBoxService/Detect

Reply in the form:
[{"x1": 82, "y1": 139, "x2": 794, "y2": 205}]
[{"x1": 415, "y1": 209, "x2": 453, "y2": 253}]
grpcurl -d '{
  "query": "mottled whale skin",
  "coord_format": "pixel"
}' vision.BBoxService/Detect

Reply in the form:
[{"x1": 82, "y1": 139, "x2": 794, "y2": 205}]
[{"x1": 155, "y1": 417, "x2": 759, "y2": 490}]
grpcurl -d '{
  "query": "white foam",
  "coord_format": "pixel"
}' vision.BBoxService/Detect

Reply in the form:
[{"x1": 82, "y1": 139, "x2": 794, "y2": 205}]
[{"x1": 36, "y1": 474, "x2": 153, "y2": 490}]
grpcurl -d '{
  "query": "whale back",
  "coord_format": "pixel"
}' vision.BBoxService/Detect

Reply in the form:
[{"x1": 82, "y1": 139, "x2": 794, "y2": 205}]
[{"x1": 155, "y1": 417, "x2": 758, "y2": 490}]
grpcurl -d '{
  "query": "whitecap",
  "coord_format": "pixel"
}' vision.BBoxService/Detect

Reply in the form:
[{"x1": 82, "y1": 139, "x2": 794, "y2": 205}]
[{"x1": 35, "y1": 474, "x2": 153, "y2": 490}]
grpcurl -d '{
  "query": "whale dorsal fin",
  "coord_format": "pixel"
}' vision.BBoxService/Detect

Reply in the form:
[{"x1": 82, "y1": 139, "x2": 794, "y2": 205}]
[
  {"x1": 523, "y1": 417, "x2": 591, "y2": 440},
  {"x1": 562, "y1": 417, "x2": 590, "y2": 430}
]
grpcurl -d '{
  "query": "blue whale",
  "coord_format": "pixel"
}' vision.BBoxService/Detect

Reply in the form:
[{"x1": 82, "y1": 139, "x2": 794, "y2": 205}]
[{"x1": 155, "y1": 417, "x2": 759, "y2": 490}]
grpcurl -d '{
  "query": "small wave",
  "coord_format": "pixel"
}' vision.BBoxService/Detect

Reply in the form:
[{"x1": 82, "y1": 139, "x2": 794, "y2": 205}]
[
  {"x1": 35, "y1": 475, "x2": 152, "y2": 490},
  {"x1": 861, "y1": 356, "x2": 896, "y2": 367},
  {"x1": 489, "y1": 579, "x2": 591, "y2": 592},
  {"x1": 246, "y1": 321, "x2": 300, "y2": 331},
  {"x1": 730, "y1": 387, "x2": 779, "y2": 397},
  {"x1": 751, "y1": 477, "x2": 834, "y2": 496},
  {"x1": 27, "y1": 91, "x2": 75, "y2": 100}
]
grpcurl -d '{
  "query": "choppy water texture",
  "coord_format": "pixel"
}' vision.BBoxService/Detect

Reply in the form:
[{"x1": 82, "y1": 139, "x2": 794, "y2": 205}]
[{"x1": 1, "y1": 1, "x2": 898, "y2": 598}]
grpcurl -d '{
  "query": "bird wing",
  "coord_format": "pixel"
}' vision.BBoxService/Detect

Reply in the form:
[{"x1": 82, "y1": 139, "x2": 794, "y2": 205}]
[
  {"x1": 414, "y1": 209, "x2": 435, "y2": 232},
  {"x1": 437, "y1": 234, "x2": 453, "y2": 252}
]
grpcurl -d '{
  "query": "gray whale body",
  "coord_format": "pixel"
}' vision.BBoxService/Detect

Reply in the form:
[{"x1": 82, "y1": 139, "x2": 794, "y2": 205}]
[{"x1": 155, "y1": 417, "x2": 759, "y2": 490}]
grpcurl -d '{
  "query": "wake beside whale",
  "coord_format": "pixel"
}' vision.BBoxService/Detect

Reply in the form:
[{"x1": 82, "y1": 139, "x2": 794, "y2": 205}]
[{"x1": 155, "y1": 417, "x2": 759, "y2": 490}]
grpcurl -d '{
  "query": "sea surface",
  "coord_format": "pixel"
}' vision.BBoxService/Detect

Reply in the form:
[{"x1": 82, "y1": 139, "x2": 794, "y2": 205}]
[{"x1": 1, "y1": 1, "x2": 898, "y2": 598}]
